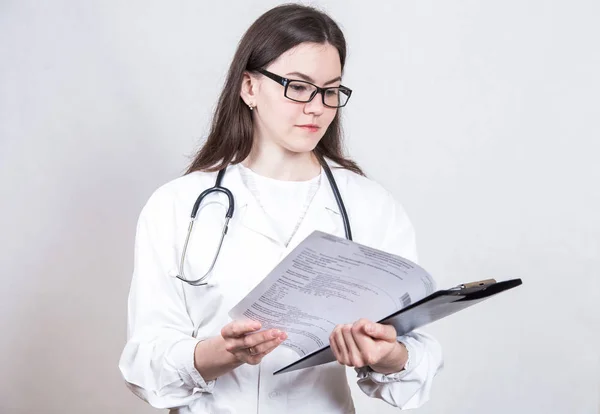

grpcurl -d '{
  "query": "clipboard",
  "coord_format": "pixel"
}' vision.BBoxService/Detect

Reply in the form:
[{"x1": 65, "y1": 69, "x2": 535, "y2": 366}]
[{"x1": 273, "y1": 278, "x2": 522, "y2": 375}]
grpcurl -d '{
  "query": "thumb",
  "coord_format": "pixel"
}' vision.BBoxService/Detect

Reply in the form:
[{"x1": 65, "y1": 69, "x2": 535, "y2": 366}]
[{"x1": 364, "y1": 323, "x2": 397, "y2": 342}]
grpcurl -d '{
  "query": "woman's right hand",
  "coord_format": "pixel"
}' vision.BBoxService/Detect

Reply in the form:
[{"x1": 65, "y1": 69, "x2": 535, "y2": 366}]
[{"x1": 221, "y1": 320, "x2": 287, "y2": 365}]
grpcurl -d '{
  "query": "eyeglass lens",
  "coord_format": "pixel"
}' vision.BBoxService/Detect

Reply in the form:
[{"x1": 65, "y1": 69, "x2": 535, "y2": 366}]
[{"x1": 286, "y1": 81, "x2": 349, "y2": 107}]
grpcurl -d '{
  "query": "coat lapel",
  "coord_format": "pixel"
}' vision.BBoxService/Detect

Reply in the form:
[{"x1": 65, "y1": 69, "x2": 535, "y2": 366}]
[
  {"x1": 220, "y1": 163, "x2": 280, "y2": 243},
  {"x1": 289, "y1": 166, "x2": 346, "y2": 247}
]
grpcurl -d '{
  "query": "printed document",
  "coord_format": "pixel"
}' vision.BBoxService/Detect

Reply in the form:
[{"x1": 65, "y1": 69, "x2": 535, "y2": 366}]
[{"x1": 229, "y1": 231, "x2": 436, "y2": 357}]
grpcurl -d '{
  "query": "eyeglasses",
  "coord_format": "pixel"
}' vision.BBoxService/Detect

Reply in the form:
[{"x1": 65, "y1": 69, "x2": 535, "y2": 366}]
[{"x1": 256, "y1": 69, "x2": 352, "y2": 108}]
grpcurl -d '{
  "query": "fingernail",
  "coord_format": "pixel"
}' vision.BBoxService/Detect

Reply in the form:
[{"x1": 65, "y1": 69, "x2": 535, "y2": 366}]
[{"x1": 271, "y1": 329, "x2": 280, "y2": 338}]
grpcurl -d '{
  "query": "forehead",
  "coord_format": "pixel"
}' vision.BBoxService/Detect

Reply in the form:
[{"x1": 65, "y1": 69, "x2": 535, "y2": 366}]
[{"x1": 267, "y1": 42, "x2": 342, "y2": 83}]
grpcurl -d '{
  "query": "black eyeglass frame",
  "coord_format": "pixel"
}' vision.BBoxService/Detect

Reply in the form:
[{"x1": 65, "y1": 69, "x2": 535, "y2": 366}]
[{"x1": 256, "y1": 68, "x2": 352, "y2": 108}]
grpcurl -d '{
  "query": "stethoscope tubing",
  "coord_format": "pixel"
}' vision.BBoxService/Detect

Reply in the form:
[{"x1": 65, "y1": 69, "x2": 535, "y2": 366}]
[{"x1": 176, "y1": 161, "x2": 351, "y2": 286}]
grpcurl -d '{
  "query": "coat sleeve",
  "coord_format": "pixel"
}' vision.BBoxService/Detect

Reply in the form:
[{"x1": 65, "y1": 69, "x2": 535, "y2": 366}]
[
  {"x1": 118, "y1": 188, "x2": 215, "y2": 409},
  {"x1": 355, "y1": 190, "x2": 444, "y2": 409}
]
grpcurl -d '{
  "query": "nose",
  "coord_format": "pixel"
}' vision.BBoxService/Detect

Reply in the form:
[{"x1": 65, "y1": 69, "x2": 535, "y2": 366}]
[{"x1": 303, "y1": 91, "x2": 326, "y2": 115}]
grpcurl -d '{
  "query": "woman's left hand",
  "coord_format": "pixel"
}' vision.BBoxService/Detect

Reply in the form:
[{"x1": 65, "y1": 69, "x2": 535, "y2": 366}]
[{"x1": 329, "y1": 318, "x2": 408, "y2": 375}]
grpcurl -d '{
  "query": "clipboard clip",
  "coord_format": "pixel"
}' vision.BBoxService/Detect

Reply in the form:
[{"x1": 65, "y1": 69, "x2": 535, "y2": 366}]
[{"x1": 450, "y1": 279, "x2": 497, "y2": 291}]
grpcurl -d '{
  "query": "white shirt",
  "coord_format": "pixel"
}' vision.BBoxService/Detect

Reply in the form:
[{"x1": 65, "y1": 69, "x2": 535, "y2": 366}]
[
  {"x1": 238, "y1": 163, "x2": 321, "y2": 246},
  {"x1": 119, "y1": 162, "x2": 443, "y2": 413}
]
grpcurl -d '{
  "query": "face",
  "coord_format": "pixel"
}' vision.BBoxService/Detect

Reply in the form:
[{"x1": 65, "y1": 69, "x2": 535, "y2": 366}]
[{"x1": 241, "y1": 42, "x2": 343, "y2": 154}]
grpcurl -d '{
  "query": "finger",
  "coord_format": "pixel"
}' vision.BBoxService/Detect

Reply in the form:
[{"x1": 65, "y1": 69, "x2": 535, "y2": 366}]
[
  {"x1": 364, "y1": 322, "x2": 397, "y2": 342},
  {"x1": 228, "y1": 328, "x2": 285, "y2": 353},
  {"x1": 245, "y1": 334, "x2": 286, "y2": 356},
  {"x1": 351, "y1": 319, "x2": 373, "y2": 348},
  {"x1": 245, "y1": 350, "x2": 270, "y2": 366},
  {"x1": 334, "y1": 325, "x2": 351, "y2": 365},
  {"x1": 330, "y1": 330, "x2": 341, "y2": 361},
  {"x1": 341, "y1": 325, "x2": 365, "y2": 367},
  {"x1": 221, "y1": 320, "x2": 261, "y2": 339},
  {"x1": 352, "y1": 321, "x2": 378, "y2": 366},
  {"x1": 352, "y1": 325, "x2": 375, "y2": 361},
  {"x1": 237, "y1": 333, "x2": 287, "y2": 366}
]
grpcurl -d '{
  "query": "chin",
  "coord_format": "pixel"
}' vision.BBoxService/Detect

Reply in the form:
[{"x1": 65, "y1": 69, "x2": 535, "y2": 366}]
[
  {"x1": 284, "y1": 140, "x2": 320, "y2": 154},
  {"x1": 286, "y1": 132, "x2": 324, "y2": 153}
]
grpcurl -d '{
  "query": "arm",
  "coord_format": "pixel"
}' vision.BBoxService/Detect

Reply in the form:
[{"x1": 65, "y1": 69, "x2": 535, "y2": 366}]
[
  {"x1": 194, "y1": 322, "x2": 287, "y2": 381},
  {"x1": 355, "y1": 329, "x2": 443, "y2": 409},
  {"x1": 118, "y1": 190, "x2": 285, "y2": 409},
  {"x1": 330, "y1": 317, "x2": 442, "y2": 409},
  {"x1": 118, "y1": 191, "x2": 214, "y2": 409},
  {"x1": 355, "y1": 190, "x2": 444, "y2": 409}
]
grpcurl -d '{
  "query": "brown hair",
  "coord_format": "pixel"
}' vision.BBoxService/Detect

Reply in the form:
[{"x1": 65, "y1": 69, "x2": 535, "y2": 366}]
[{"x1": 185, "y1": 3, "x2": 364, "y2": 176}]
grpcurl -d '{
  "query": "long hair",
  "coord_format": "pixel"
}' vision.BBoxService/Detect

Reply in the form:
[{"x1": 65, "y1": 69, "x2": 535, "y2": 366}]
[{"x1": 185, "y1": 3, "x2": 364, "y2": 176}]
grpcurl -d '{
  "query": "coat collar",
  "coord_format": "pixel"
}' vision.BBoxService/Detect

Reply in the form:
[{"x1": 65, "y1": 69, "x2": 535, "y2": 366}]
[{"x1": 221, "y1": 162, "x2": 347, "y2": 247}]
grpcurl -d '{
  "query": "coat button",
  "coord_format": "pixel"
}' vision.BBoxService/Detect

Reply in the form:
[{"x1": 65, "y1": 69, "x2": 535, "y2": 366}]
[{"x1": 268, "y1": 390, "x2": 283, "y2": 399}]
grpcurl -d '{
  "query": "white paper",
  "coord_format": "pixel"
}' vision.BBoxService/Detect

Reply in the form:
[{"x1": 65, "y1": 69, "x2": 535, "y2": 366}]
[{"x1": 229, "y1": 231, "x2": 436, "y2": 357}]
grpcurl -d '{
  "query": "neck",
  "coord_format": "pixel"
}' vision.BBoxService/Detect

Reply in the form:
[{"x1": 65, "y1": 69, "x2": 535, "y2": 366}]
[{"x1": 242, "y1": 142, "x2": 322, "y2": 181}]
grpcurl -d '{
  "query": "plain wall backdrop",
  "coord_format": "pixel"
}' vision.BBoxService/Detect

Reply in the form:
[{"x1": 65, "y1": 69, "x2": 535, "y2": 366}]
[{"x1": 1, "y1": 0, "x2": 598, "y2": 413}]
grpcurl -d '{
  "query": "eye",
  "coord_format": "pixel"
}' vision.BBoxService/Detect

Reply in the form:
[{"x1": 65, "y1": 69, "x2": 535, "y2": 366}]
[
  {"x1": 325, "y1": 89, "x2": 338, "y2": 97},
  {"x1": 289, "y1": 84, "x2": 308, "y2": 92}
]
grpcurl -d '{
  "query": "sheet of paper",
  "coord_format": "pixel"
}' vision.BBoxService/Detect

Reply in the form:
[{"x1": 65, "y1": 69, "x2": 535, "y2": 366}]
[{"x1": 229, "y1": 231, "x2": 436, "y2": 356}]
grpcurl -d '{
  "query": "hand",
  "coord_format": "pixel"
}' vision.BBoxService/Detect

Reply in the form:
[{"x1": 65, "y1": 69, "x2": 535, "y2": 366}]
[
  {"x1": 220, "y1": 320, "x2": 287, "y2": 365},
  {"x1": 329, "y1": 318, "x2": 408, "y2": 374}
]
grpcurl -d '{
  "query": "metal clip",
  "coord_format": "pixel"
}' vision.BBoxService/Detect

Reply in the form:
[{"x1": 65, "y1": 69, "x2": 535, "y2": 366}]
[{"x1": 458, "y1": 279, "x2": 497, "y2": 289}]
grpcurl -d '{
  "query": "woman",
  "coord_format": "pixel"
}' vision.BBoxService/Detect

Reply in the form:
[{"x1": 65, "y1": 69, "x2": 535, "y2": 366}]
[{"x1": 119, "y1": 4, "x2": 443, "y2": 413}]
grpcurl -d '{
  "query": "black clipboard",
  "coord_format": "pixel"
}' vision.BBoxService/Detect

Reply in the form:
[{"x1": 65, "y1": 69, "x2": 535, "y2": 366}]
[{"x1": 273, "y1": 278, "x2": 522, "y2": 375}]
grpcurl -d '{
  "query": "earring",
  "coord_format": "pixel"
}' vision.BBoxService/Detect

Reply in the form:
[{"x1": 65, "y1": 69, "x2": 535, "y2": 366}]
[{"x1": 248, "y1": 103, "x2": 254, "y2": 111}]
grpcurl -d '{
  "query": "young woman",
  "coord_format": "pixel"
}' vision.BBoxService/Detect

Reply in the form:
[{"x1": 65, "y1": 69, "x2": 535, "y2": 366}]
[{"x1": 119, "y1": 4, "x2": 442, "y2": 413}]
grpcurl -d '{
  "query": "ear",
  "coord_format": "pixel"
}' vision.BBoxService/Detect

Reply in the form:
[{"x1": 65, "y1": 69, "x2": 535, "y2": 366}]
[{"x1": 240, "y1": 71, "x2": 259, "y2": 107}]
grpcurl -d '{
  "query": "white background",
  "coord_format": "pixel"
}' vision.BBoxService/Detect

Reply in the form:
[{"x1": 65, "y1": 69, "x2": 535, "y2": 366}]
[{"x1": 1, "y1": 1, "x2": 598, "y2": 413}]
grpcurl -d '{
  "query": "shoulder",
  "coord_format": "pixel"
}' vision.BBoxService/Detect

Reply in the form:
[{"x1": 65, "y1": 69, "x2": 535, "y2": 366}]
[
  {"x1": 140, "y1": 170, "x2": 219, "y2": 218},
  {"x1": 330, "y1": 165, "x2": 418, "y2": 262},
  {"x1": 331, "y1": 166, "x2": 398, "y2": 209}
]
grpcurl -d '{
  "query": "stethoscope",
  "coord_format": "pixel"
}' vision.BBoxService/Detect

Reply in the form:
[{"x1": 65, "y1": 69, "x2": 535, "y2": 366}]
[{"x1": 175, "y1": 158, "x2": 353, "y2": 286}]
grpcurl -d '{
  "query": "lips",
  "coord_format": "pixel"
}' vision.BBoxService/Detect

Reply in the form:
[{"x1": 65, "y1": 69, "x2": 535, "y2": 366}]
[{"x1": 296, "y1": 125, "x2": 320, "y2": 132}]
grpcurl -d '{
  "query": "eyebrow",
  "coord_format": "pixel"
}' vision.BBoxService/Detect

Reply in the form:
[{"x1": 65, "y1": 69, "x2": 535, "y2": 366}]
[{"x1": 285, "y1": 71, "x2": 342, "y2": 86}]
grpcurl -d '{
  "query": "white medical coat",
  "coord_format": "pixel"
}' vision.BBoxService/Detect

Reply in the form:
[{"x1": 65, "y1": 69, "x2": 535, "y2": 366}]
[{"x1": 119, "y1": 162, "x2": 443, "y2": 413}]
